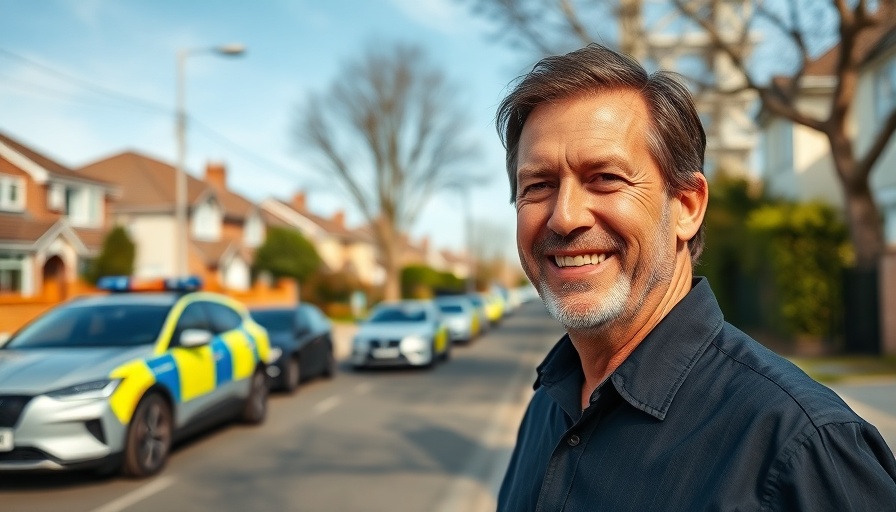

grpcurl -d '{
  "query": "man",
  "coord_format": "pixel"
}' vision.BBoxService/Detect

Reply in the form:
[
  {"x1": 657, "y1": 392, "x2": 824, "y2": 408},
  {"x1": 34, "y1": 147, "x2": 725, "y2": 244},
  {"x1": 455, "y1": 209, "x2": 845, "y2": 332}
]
[{"x1": 496, "y1": 43, "x2": 896, "y2": 511}]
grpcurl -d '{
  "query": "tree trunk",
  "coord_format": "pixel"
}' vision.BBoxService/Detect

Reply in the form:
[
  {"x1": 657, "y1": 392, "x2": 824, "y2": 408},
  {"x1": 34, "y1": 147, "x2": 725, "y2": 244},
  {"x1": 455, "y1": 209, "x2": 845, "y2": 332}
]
[
  {"x1": 382, "y1": 261, "x2": 401, "y2": 301},
  {"x1": 378, "y1": 222, "x2": 402, "y2": 302},
  {"x1": 829, "y1": 134, "x2": 885, "y2": 271}
]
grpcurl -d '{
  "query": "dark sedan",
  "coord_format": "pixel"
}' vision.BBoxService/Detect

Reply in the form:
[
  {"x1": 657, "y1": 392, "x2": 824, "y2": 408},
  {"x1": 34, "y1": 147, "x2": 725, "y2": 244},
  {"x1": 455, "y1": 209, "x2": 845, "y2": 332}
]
[{"x1": 250, "y1": 304, "x2": 336, "y2": 393}]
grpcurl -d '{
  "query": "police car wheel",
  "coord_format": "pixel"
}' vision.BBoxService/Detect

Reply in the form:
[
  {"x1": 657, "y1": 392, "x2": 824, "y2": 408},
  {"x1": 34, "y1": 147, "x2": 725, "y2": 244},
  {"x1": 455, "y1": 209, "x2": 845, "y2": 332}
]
[
  {"x1": 283, "y1": 357, "x2": 300, "y2": 394},
  {"x1": 242, "y1": 368, "x2": 268, "y2": 424},
  {"x1": 123, "y1": 393, "x2": 172, "y2": 478}
]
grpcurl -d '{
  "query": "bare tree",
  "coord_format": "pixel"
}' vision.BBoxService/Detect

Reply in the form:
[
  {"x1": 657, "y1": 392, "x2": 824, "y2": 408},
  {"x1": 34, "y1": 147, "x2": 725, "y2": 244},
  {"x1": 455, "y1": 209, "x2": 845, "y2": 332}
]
[
  {"x1": 294, "y1": 43, "x2": 481, "y2": 300},
  {"x1": 461, "y1": 0, "x2": 895, "y2": 273}
]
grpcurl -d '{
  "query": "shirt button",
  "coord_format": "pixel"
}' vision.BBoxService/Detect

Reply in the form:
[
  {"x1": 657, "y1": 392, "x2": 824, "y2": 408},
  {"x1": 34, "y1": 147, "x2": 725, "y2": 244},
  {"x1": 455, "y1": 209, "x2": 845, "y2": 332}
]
[{"x1": 567, "y1": 435, "x2": 580, "y2": 447}]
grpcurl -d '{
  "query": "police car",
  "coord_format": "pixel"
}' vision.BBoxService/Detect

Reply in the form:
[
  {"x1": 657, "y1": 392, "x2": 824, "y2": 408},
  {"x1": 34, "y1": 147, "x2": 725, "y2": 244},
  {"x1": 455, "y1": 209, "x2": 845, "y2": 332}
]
[{"x1": 0, "y1": 276, "x2": 271, "y2": 477}]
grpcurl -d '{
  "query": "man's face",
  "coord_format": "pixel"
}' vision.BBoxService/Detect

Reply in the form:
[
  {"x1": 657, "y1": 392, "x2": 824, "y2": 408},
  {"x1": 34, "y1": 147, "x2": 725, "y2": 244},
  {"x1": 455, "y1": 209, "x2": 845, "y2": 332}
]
[{"x1": 515, "y1": 90, "x2": 679, "y2": 331}]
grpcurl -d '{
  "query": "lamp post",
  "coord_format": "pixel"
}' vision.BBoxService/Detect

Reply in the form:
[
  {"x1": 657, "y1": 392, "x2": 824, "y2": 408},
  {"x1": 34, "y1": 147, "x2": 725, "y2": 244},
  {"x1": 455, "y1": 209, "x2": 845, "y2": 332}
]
[{"x1": 174, "y1": 44, "x2": 245, "y2": 276}]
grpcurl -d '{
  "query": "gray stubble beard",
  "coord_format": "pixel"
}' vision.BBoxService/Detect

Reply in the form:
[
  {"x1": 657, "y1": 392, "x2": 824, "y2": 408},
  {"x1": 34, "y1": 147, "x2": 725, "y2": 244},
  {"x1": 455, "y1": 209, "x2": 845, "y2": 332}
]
[{"x1": 529, "y1": 205, "x2": 674, "y2": 332}]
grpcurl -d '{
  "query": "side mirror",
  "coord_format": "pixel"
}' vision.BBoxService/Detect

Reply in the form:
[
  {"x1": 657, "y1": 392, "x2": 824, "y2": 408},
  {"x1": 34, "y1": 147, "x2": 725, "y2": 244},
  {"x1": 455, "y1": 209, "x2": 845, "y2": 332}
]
[{"x1": 180, "y1": 328, "x2": 213, "y2": 347}]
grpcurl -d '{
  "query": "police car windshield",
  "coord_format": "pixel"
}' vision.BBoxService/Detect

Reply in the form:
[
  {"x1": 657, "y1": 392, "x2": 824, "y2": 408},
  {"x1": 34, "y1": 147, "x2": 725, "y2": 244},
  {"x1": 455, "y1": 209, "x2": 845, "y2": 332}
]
[
  {"x1": 368, "y1": 307, "x2": 426, "y2": 323},
  {"x1": 6, "y1": 303, "x2": 169, "y2": 349}
]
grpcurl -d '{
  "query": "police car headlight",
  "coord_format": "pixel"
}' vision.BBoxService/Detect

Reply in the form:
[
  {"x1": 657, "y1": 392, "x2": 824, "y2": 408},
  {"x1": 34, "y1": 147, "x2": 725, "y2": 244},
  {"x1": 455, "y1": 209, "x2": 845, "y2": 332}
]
[
  {"x1": 400, "y1": 335, "x2": 427, "y2": 352},
  {"x1": 268, "y1": 347, "x2": 283, "y2": 363},
  {"x1": 46, "y1": 379, "x2": 121, "y2": 401}
]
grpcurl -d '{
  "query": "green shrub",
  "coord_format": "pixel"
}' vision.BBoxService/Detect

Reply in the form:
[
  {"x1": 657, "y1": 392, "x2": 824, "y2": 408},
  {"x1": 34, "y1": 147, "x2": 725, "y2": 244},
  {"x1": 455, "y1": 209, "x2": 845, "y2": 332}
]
[
  {"x1": 253, "y1": 227, "x2": 321, "y2": 283},
  {"x1": 86, "y1": 226, "x2": 135, "y2": 284},
  {"x1": 400, "y1": 264, "x2": 464, "y2": 298},
  {"x1": 747, "y1": 201, "x2": 851, "y2": 338}
]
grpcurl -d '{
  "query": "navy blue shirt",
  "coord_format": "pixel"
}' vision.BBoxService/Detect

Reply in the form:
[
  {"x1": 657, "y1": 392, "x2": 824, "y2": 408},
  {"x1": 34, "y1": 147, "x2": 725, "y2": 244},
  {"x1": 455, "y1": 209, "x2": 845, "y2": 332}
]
[{"x1": 498, "y1": 278, "x2": 896, "y2": 511}]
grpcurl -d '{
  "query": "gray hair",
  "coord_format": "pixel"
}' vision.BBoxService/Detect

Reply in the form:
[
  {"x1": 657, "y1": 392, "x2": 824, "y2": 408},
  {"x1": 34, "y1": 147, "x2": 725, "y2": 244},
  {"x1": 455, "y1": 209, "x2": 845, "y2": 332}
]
[{"x1": 496, "y1": 43, "x2": 707, "y2": 261}]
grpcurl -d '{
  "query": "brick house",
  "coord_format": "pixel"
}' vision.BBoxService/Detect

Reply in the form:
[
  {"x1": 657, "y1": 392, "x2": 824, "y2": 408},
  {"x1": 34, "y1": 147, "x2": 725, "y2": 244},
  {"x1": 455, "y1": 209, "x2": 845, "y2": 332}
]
[
  {"x1": 77, "y1": 152, "x2": 266, "y2": 292},
  {"x1": 0, "y1": 132, "x2": 115, "y2": 301},
  {"x1": 261, "y1": 192, "x2": 383, "y2": 288}
]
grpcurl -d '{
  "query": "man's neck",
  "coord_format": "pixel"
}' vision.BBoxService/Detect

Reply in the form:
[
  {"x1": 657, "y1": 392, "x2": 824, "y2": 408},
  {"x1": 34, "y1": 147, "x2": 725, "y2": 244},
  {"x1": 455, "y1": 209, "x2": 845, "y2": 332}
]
[{"x1": 569, "y1": 264, "x2": 694, "y2": 409}]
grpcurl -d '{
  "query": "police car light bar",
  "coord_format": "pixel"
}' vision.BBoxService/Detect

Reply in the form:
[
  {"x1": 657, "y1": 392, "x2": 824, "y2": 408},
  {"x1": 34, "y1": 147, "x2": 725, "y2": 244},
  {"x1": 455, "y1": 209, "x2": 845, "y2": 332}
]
[{"x1": 97, "y1": 276, "x2": 203, "y2": 293}]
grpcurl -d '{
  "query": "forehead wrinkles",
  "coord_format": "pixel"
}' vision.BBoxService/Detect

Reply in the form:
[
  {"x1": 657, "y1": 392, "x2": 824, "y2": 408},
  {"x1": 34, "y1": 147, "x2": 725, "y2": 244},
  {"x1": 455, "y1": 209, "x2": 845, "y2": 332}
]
[{"x1": 519, "y1": 92, "x2": 651, "y2": 169}]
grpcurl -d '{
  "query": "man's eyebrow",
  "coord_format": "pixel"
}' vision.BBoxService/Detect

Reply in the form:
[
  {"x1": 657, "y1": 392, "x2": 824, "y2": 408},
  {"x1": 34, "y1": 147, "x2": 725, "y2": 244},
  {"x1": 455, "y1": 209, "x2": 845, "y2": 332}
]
[
  {"x1": 583, "y1": 154, "x2": 632, "y2": 171},
  {"x1": 516, "y1": 167, "x2": 556, "y2": 180}
]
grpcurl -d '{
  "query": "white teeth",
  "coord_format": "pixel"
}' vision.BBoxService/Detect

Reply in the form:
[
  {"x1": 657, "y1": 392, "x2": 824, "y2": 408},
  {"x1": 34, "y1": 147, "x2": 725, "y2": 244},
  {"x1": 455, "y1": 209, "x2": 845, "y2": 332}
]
[{"x1": 554, "y1": 253, "x2": 608, "y2": 268}]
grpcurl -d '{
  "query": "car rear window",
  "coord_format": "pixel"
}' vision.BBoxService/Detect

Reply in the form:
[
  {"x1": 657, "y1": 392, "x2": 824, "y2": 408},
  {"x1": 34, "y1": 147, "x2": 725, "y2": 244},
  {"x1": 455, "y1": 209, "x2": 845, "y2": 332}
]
[
  {"x1": 368, "y1": 307, "x2": 426, "y2": 323},
  {"x1": 438, "y1": 304, "x2": 464, "y2": 314},
  {"x1": 6, "y1": 304, "x2": 169, "y2": 349},
  {"x1": 251, "y1": 310, "x2": 293, "y2": 332}
]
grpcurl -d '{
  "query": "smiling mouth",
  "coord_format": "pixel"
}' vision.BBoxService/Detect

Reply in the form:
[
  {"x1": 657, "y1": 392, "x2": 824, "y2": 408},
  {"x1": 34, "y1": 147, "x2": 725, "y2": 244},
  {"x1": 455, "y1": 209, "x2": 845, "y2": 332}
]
[{"x1": 553, "y1": 253, "x2": 608, "y2": 268}]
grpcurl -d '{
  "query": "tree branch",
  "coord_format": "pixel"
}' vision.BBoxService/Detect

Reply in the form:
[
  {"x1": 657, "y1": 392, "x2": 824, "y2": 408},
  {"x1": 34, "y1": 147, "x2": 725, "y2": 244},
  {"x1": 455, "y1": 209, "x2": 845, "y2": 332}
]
[{"x1": 857, "y1": 109, "x2": 896, "y2": 178}]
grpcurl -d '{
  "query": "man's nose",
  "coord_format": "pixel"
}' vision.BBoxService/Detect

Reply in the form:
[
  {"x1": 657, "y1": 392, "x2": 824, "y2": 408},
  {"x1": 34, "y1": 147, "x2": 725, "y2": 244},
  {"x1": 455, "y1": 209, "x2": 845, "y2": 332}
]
[{"x1": 546, "y1": 180, "x2": 592, "y2": 237}]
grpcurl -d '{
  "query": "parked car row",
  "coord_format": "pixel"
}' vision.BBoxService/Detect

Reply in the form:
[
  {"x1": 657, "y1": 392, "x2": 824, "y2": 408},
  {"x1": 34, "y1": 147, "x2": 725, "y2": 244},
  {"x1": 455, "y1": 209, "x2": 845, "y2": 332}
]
[
  {"x1": 0, "y1": 278, "x2": 535, "y2": 479},
  {"x1": 349, "y1": 286, "x2": 534, "y2": 371}
]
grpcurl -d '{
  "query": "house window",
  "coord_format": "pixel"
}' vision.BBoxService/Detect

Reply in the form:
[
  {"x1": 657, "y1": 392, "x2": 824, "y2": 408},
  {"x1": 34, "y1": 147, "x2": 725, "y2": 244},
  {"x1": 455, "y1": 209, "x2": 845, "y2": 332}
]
[
  {"x1": 243, "y1": 213, "x2": 263, "y2": 248},
  {"x1": 63, "y1": 185, "x2": 103, "y2": 227},
  {"x1": 0, "y1": 253, "x2": 24, "y2": 293},
  {"x1": 0, "y1": 174, "x2": 25, "y2": 212},
  {"x1": 875, "y1": 58, "x2": 896, "y2": 128},
  {"x1": 48, "y1": 183, "x2": 65, "y2": 211},
  {"x1": 192, "y1": 198, "x2": 221, "y2": 241},
  {"x1": 763, "y1": 120, "x2": 794, "y2": 176}
]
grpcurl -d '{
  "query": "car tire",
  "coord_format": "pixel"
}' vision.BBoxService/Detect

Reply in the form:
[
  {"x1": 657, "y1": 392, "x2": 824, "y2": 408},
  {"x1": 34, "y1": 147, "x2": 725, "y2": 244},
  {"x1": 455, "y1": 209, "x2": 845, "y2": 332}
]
[
  {"x1": 122, "y1": 392, "x2": 173, "y2": 478},
  {"x1": 283, "y1": 357, "x2": 300, "y2": 394},
  {"x1": 241, "y1": 368, "x2": 268, "y2": 425},
  {"x1": 322, "y1": 345, "x2": 336, "y2": 379}
]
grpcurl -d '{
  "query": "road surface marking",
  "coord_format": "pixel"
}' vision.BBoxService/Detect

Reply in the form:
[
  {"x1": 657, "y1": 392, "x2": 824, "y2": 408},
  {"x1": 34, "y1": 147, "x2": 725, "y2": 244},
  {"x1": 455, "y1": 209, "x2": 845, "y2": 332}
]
[
  {"x1": 90, "y1": 476, "x2": 174, "y2": 512},
  {"x1": 313, "y1": 395, "x2": 342, "y2": 415},
  {"x1": 354, "y1": 382, "x2": 372, "y2": 394}
]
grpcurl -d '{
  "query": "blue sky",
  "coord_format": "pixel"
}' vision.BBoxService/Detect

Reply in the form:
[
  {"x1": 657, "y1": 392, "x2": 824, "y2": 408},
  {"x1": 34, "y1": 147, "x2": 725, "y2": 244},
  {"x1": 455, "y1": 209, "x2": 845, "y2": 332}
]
[{"x1": 0, "y1": 0, "x2": 528, "y2": 260}]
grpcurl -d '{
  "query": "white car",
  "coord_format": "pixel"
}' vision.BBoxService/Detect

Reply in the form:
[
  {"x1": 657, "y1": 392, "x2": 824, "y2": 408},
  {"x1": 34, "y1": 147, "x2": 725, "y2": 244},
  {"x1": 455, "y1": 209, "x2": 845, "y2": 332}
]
[
  {"x1": 435, "y1": 296, "x2": 481, "y2": 344},
  {"x1": 351, "y1": 300, "x2": 450, "y2": 369}
]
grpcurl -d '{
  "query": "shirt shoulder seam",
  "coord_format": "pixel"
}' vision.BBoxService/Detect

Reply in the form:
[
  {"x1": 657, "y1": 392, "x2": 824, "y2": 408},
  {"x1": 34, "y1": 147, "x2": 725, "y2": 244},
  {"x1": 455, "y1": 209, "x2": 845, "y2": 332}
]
[{"x1": 759, "y1": 420, "x2": 867, "y2": 509}]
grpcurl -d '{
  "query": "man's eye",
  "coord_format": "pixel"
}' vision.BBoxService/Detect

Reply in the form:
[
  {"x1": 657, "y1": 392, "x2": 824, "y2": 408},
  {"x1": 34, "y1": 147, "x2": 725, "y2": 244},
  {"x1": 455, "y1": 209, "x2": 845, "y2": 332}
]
[
  {"x1": 595, "y1": 173, "x2": 622, "y2": 182},
  {"x1": 520, "y1": 182, "x2": 550, "y2": 196}
]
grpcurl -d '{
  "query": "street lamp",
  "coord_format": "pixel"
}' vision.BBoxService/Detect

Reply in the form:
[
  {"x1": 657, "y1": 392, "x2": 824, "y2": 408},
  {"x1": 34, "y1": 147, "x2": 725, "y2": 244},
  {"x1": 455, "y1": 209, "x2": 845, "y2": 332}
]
[{"x1": 174, "y1": 44, "x2": 245, "y2": 276}]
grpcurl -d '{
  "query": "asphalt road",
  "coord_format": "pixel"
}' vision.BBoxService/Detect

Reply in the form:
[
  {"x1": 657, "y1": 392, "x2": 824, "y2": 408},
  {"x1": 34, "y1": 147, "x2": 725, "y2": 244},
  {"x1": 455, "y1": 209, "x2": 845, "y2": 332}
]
[{"x1": 0, "y1": 300, "x2": 564, "y2": 512}]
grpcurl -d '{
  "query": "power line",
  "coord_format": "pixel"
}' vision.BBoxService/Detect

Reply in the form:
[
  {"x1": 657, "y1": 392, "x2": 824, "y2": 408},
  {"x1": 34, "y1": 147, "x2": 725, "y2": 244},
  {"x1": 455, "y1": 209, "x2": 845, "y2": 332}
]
[
  {"x1": 0, "y1": 48, "x2": 309, "y2": 191},
  {"x1": 0, "y1": 48, "x2": 171, "y2": 114}
]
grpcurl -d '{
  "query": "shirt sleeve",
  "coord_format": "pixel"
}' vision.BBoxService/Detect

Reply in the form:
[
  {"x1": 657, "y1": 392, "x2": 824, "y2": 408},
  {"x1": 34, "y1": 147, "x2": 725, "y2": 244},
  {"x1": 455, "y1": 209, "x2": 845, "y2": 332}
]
[{"x1": 762, "y1": 421, "x2": 896, "y2": 511}]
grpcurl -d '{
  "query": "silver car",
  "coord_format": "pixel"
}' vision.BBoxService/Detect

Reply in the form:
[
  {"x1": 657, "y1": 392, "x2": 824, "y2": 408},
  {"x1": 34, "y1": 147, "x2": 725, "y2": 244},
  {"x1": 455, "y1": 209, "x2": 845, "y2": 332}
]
[
  {"x1": 435, "y1": 296, "x2": 482, "y2": 344},
  {"x1": 350, "y1": 300, "x2": 450, "y2": 369},
  {"x1": 0, "y1": 279, "x2": 271, "y2": 477}
]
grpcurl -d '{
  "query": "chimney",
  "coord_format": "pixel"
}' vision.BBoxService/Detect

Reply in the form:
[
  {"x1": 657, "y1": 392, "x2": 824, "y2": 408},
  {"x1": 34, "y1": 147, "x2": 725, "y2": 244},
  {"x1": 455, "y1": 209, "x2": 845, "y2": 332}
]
[
  {"x1": 205, "y1": 161, "x2": 227, "y2": 189},
  {"x1": 291, "y1": 191, "x2": 306, "y2": 211},
  {"x1": 332, "y1": 210, "x2": 345, "y2": 229}
]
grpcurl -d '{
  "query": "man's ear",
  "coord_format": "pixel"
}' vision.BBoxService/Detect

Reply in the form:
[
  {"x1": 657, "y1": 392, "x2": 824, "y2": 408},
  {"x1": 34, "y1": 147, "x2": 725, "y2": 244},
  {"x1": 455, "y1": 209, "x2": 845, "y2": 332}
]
[{"x1": 674, "y1": 173, "x2": 708, "y2": 243}]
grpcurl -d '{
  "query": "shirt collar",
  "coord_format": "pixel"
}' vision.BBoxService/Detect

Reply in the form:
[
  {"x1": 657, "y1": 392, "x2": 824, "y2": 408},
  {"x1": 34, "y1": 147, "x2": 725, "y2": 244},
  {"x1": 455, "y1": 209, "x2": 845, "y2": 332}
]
[{"x1": 535, "y1": 277, "x2": 725, "y2": 421}]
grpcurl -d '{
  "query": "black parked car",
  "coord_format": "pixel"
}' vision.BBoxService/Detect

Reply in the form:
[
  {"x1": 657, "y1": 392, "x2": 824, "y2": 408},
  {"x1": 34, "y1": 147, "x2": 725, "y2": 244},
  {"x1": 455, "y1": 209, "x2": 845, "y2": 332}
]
[{"x1": 250, "y1": 304, "x2": 336, "y2": 393}]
